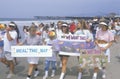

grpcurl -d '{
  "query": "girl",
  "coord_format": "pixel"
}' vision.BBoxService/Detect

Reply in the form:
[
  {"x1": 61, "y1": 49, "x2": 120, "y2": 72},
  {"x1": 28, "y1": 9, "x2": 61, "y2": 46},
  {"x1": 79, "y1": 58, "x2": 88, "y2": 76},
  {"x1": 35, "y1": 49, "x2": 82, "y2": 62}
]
[{"x1": 18, "y1": 25, "x2": 42, "y2": 79}]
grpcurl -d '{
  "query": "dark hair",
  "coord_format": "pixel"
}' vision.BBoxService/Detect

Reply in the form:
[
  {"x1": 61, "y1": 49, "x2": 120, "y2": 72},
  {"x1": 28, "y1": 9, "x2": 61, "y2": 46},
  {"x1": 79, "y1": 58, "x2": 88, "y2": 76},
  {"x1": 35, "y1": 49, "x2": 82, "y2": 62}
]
[
  {"x1": 61, "y1": 26, "x2": 69, "y2": 34},
  {"x1": 10, "y1": 22, "x2": 21, "y2": 40},
  {"x1": 23, "y1": 26, "x2": 29, "y2": 32}
]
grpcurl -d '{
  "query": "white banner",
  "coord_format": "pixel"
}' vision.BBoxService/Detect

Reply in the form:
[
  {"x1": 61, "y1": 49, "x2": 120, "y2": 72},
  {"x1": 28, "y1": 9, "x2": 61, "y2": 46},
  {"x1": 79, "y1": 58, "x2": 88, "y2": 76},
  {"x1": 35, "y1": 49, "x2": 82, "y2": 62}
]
[
  {"x1": 58, "y1": 34, "x2": 95, "y2": 56},
  {"x1": 58, "y1": 34, "x2": 87, "y2": 42},
  {"x1": 11, "y1": 46, "x2": 52, "y2": 57}
]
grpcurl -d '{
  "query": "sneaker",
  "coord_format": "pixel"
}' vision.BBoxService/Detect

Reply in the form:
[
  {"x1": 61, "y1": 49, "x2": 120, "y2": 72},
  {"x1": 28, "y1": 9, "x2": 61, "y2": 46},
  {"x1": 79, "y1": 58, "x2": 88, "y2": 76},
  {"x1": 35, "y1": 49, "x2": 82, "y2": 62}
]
[
  {"x1": 92, "y1": 73, "x2": 97, "y2": 79},
  {"x1": 43, "y1": 75, "x2": 48, "y2": 79},
  {"x1": 77, "y1": 72, "x2": 82, "y2": 79},
  {"x1": 102, "y1": 74, "x2": 106, "y2": 79},
  {"x1": 92, "y1": 76, "x2": 97, "y2": 79},
  {"x1": 51, "y1": 73, "x2": 55, "y2": 77},
  {"x1": 34, "y1": 70, "x2": 39, "y2": 77},
  {"x1": 26, "y1": 77, "x2": 31, "y2": 79},
  {"x1": 59, "y1": 73, "x2": 65, "y2": 79},
  {"x1": 7, "y1": 73, "x2": 15, "y2": 79}
]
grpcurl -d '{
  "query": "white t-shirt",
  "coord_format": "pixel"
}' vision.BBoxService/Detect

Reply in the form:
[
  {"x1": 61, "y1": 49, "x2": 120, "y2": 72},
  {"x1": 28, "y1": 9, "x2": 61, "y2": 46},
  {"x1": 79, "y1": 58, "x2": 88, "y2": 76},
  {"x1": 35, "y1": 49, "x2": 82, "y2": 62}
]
[
  {"x1": 57, "y1": 31, "x2": 72, "y2": 40},
  {"x1": 45, "y1": 38, "x2": 59, "y2": 61},
  {"x1": 4, "y1": 30, "x2": 17, "y2": 52},
  {"x1": 74, "y1": 30, "x2": 93, "y2": 41}
]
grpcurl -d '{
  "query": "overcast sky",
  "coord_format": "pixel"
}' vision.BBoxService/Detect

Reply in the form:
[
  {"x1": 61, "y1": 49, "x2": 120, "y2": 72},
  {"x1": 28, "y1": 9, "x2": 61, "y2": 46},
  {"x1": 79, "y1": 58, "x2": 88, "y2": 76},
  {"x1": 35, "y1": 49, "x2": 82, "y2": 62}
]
[{"x1": 0, "y1": 0, "x2": 120, "y2": 18}]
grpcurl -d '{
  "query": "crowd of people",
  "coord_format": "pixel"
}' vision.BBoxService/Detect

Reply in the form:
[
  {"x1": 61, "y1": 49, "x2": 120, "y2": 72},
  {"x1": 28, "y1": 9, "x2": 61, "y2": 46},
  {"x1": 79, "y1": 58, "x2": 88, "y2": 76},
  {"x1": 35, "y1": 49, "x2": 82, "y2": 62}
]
[{"x1": 0, "y1": 17, "x2": 120, "y2": 79}]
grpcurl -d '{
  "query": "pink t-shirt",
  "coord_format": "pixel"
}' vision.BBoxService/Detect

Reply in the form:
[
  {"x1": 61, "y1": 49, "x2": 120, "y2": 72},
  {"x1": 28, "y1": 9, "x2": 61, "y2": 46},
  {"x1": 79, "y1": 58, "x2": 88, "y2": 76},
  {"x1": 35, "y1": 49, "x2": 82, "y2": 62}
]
[{"x1": 95, "y1": 30, "x2": 114, "y2": 42}]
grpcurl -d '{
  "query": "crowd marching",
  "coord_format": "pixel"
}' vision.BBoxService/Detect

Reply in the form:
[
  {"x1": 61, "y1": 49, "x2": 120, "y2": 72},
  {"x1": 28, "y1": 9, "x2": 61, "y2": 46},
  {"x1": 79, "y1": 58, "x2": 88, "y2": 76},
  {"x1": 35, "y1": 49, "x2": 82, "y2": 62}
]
[{"x1": 0, "y1": 17, "x2": 120, "y2": 79}]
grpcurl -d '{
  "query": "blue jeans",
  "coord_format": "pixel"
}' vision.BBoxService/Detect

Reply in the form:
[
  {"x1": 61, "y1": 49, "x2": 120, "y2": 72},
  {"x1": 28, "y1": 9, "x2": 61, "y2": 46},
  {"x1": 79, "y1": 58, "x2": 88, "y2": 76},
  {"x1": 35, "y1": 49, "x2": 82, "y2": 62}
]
[{"x1": 44, "y1": 60, "x2": 56, "y2": 71}]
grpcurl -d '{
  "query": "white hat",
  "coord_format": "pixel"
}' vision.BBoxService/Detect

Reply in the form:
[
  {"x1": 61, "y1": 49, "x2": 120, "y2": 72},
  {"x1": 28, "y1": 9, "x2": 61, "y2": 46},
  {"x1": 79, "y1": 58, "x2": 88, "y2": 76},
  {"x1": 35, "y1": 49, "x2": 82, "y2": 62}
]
[
  {"x1": 99, "y1": 22, "x2": 108, "y2": 26},
  {"x1": 62, "y1": 23, "x2": 68, "y2": 27},
  {"x1": 9, "y1": 23, "x2": 16, "y2": 27},
  {"x1": 93, "y1": 19, "x2": 98, "y2": 22},
  {"x1": 49, "y1": 28, "x2": 55, "y2": 31}
]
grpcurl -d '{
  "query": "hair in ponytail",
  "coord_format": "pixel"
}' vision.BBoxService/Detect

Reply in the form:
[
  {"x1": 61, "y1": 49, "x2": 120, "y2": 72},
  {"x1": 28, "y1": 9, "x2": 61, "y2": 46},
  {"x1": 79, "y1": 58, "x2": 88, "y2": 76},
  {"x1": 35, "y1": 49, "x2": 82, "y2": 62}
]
[{"x1": 10, "y1": 22, "x2": 21, "y2": 43}]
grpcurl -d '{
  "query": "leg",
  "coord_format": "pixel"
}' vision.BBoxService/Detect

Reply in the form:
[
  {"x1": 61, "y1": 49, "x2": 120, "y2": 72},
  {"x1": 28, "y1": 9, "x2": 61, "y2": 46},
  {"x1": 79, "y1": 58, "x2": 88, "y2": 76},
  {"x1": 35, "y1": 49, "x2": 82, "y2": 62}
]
[
  {"x1": 51, "y1": 61, "x2": 56, "y2": 70},
  {"x1": 92, "y1": 67, "x2": 99, "y2": 79},
  {"x1": 28, "y1": 64, "x2": 35, "y2": 76},
  {"x1": 59, "y1": 55, "x2": 62, "y2": 68},
  {"x1": 6, "y1": 60, "x2": 15, "y2": 79},
  {"x1": 105, "y1": 49, "x2": 110, "y2": 63},
  {"x1": 102, "y1": 67, "x2": 106, "y2": 79},
  {"x1": 43, "y1": 60, "x2": 50, "y2": 79},
  {"x1": 27, "y1": 57, "x2": 39, "y2": 79},
  {"x1": 8, "y1": 60, "x2": 15, "y2": 74},
  {"x1": 0, "y1": 48, "x2": 8, "y2": 66},
  {"x1": 61, "y1": 56, "x2": 68, "y2": 73},
  {"x1": 78, "y1": 67, "x2": 83, "y2": 79},
  {"x1": 0, "y1": 58, "x2": 9, "y2": 66},
  {"x1": 14, "y1": 57, "x2": 18, "y2": 65},
  {"x1": 51, "y1": 61, "x2": 56, "y2": 77},
  {"x1": 4, "y1": 51, "x2": 15, "y2": 78},
  {"x1": 33, "y1": 64, "x2": 39, "y2": 77},
  {"x1": 59, "y1": 56, "x2": 68, "y2": 79}
]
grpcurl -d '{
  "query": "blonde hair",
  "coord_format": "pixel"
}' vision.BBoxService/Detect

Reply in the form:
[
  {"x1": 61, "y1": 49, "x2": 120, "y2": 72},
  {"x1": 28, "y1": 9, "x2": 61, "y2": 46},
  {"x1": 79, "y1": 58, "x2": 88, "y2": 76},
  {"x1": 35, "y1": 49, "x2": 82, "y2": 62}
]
[
  {"x1": 29, "y1": 25, "x2": 37, "y2": 32},
  {"x1": 77, "y1": 19, "x2": 88, "y2": 30}
]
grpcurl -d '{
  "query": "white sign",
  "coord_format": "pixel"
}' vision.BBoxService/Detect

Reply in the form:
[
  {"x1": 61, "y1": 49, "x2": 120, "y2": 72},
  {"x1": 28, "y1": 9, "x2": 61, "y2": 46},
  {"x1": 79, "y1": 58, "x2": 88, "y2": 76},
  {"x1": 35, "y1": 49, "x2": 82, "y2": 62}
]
[
  {"x1": 11, "y1": 46, "x2": 52, "y2": 57},
  {"x1": 58, "y1": 34, "x2": 87, "y2": 42}
]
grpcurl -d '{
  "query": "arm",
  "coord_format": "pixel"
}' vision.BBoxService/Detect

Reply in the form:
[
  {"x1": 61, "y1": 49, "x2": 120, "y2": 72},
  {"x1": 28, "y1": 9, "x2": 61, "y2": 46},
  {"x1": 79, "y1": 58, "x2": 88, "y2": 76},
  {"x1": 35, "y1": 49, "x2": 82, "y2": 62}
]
[
  {"x1": 86, "y1": 30, "x2": 93, "y2": 42},
  {"x1": 95, "y1": 39, "x2": 99, "y2": 47},
  {"x1": 104, "y1": 41, "x2": 113, "y2": 50},
  {"x1": 17, "y1": 36, "x2": 27, "y2": 45},
  {"x1": 95, "y1": 39, "x2": 113, "y2": 51},
  {"x1": 6, "y1": 30, "x2": 13, "y2": 41}
]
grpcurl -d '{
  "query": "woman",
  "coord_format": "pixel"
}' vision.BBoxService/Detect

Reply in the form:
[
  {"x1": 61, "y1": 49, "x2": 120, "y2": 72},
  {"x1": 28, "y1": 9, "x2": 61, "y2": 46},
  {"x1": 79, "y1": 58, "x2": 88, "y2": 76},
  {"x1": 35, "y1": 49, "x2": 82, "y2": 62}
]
[
  {"x1": 94, "y1": 22, "x2": 114, "y2": 79},
  {"x1": 3, "y1": 22, "x2": 18, "y2": 78},
  {"x1": 56, "y1": 21, "x2": 63, "y2": 38},
  {"x1": 19, "y1": 25, "x2": 42, "y2": 79},
  {"x1": 74, "y1": 19, "x2": 94, "y2": 79},
  {"x1": 11, "y1": 22, "x2": 21, "y2": 65},
  {"x1": 59, "y1": 23, "x2": 71, "y2": 79}
]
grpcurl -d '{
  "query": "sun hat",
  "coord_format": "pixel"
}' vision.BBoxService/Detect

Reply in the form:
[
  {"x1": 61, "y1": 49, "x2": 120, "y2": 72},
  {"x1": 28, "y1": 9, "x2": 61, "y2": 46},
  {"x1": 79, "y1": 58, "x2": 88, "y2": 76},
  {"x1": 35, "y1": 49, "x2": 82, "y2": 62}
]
[
  {"x1": 9, "y1": 23, "x2": 16, "y2": 27},
  {"x1": 93, "y1": 19, "x2": 98, "y2": 22},
  {"x1": 99, "y1": 22, "x2": 108, "y2": 26},
  {"x1": 62, "y1": 23, "x2": 68, "y2": 27}
]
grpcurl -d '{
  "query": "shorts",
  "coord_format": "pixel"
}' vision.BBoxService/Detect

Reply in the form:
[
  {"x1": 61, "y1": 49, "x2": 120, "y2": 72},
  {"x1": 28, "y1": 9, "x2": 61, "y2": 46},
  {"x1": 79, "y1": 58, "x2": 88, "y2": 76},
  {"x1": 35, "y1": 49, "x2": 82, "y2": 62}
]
[
  {"x1": 27, "y1": 57, "x2": 39, "y2": 64},
  {"x1": 4, "y1": 51, "x2": 14, "y2": 61},
  {"x1": 0, "y1": 41, "x2": 4, "y2": 47}
]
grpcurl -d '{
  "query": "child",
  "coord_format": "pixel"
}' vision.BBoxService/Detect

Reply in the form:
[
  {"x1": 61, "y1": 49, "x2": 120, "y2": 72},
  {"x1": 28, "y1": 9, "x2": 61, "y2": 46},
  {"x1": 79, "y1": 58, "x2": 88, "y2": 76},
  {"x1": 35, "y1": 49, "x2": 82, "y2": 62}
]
[
  {"x1": 43, "y1": 31, "x2": 59, "y2": 79},
  {"x1": 18, "y1": 25, "x2": 41, "y2": 79}
]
